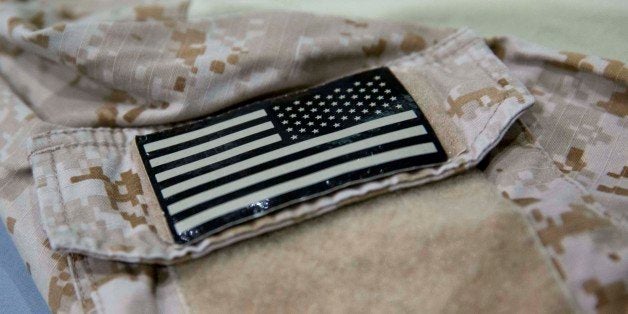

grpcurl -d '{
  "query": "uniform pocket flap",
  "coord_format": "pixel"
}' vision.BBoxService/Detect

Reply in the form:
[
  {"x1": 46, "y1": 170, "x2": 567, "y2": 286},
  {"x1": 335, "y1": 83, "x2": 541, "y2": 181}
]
[{"x1": 28, "y1": 29, "x2": 534, "y2": 264}]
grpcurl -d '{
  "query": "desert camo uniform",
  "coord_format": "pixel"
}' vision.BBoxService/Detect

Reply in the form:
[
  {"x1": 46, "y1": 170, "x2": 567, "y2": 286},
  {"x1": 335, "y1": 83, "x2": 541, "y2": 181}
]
[{"x1": 0, "y1": 1, "x2": 625, "y2": 313}]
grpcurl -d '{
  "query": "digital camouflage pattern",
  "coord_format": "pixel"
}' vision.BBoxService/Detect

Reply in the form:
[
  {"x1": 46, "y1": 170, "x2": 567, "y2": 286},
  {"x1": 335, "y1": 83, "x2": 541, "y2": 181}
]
[
  {"x1": 0, "y1": 1, "x2": 625, "y2": 313},
  {"x1": 483, "y1": 37, "x2": 627, "y2": 313}
]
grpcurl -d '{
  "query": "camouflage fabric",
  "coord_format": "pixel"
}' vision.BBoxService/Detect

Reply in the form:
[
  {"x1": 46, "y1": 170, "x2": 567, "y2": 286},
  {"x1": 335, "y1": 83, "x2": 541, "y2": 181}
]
[
  {"x1": 483, "y1": 37, "x2": 627, "y2": 313},
  {"x1": 27, "y1": 26, "x2": 533, "y2": 265},
  {"x1": 0, "y1": 1, "x2": 625, "y2": 313}
]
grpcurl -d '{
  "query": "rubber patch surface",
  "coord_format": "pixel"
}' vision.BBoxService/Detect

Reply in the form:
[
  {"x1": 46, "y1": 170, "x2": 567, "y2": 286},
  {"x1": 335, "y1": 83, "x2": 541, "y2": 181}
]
[{"x1": 136, "y1": 67, "x2": 447, "y2": 244}]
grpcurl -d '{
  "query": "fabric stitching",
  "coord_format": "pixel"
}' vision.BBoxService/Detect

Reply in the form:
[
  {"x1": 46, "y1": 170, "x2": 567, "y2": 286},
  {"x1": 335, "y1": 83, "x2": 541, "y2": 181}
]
[
  {"x1": 50, "y1": 152, "x2": 105, "y2": 312},
  {"x1": 29, "y1": 141, "x2": 129, "y2": 158},
  {"x1": 466, "y1": 41, "x2": 529, "y2": 150},
  {"x1": 38, "y1": 142, "x2": 175, "y2": 261},
  {"x1": 31, "y1": 127, "x2": 156, "y2": 140},
  {"x1": 66, "y1": 254, "x2": 94, "y2": 314},
  {"x1": 81, "y1": 258, "x2": 106, "y2": 314}
]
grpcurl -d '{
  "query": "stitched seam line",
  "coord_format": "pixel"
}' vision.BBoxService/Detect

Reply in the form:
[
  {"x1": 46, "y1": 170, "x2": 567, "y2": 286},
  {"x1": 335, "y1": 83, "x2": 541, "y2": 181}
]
[
  {"x1": 40, "y1": 142, "x2": 175, "y2": 262},
  {"x1": 51, "y1": 152, "x2": 106, "y2": 313},
  {"x1": 80, "y1": 258, "x2": 106, "y2": 314},
  {"x1": 29, "y1": 141, "x2": 129, "y2": 158},
  {"x1": 50, "y1": 149, "x2": 74, "y2": 242},
  {"x1": 467, "y1": 41, "x2": 529, "y2": 150},
  {"x1": 419, "y1": 33, "x2": 531, "y2": 163},
  {"x1": 66, "y1": 254, "x2": 95, "y2": 314},
  {"x1": 31, "y1": 127, "x2": 156, "y2": 140}
]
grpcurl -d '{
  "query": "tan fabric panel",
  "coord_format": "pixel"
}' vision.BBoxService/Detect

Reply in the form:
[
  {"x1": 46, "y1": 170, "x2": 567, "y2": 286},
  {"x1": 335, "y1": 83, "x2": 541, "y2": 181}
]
[{"x1": 173, "y1": 171, "x2": 573, "y2": 313}]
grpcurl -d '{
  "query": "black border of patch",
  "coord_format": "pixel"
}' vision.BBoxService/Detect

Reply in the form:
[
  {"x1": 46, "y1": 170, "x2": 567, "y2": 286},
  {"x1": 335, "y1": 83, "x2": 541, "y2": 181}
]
[{"x1": 136, "y1": 67, "x2": 447, "y2": 244}]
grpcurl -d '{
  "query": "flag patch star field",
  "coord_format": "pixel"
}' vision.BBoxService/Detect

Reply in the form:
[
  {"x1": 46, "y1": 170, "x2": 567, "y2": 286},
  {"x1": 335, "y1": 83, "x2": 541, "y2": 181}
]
[{"x1": 135, "y1": 67, "x2": 447, "y2": 243}]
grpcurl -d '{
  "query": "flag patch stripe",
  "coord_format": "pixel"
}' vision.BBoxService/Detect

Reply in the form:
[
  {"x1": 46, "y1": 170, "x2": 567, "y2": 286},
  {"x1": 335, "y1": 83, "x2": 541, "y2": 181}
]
[
  {"x1": 159, "y1": 119, "x2": 423, "y2": 198},
  {"x1": 170, "y1": 135, "x2": 435, "y2": 223},
  {"x1": 145, "y1": 116, "x2": 271, "y2": 159},
  {"x1": 167, "y1": 125, "x2": 427, "y2": 214},
  {"x1": 144, "y1": 110, "x2": 267, "y2": 152},
  {"x1": 135, "y1": 67, "x2": 447, "y2": 243},
  {"x1": 174, "y1": 143, "x2": 437, "y2": 233},
  {"x1": 178, "y1": 152, "x2": 442, "y2": 242},
  {"x1": 154, "y1": 130, "x2": 281, "y2": 182},
  {"x1": 158, "y1": 110, "x2": 417, "y2": 194},
  {"x1": 149, "y1": 121, "x2": 275, "y2": 167}
]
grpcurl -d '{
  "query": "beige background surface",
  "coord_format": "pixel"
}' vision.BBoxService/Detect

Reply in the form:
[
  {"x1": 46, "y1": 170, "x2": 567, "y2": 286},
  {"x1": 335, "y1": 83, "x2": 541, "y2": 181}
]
[
  {"x1": 191, "y1": 0, "x2": 628, "y2": 61},
  {"x1": 175, "y1": 172, "x2": 572, "y2": 313}
]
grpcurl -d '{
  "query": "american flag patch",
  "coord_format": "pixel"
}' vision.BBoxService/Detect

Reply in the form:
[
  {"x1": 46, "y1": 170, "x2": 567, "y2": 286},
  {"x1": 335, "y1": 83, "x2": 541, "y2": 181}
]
[{"x1": 135, "y1": 67, "x2": 447, "y2": 243}]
